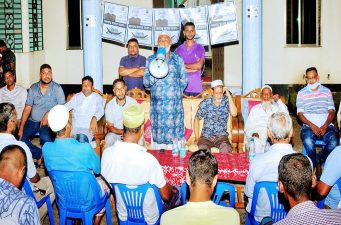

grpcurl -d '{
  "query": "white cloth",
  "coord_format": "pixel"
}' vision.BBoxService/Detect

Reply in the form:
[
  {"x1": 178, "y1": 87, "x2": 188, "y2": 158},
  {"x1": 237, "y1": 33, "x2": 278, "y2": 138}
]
[
  {"x1": 244, "y1": 143, "x2": 296, "y2": 222},
  {"x1": 0, "y1": 84, "x2": 27, "y2": 120},
  {"x1": 244, "y1": 100, "x2": 288, "y2": 150},
  {"x1": 101, "y1": 141, "x2": 166, "y2": 225},
  {"x1": 104, "y1": 96, "x2": 136, "y2": 147},
  {"x1": 337, "y1": 101, "x2": 341, "y2": 128},
  {"x1": 0, "y1": 133, "x2": 36, "y2": 179},
  {"x1": 65, "y1": 92, "x2": 104, "y2": 141}
]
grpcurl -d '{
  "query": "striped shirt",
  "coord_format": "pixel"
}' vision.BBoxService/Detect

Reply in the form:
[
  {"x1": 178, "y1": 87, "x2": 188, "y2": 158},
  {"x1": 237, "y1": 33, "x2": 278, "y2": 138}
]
[
  {"x1": 275, "y1": 201, "x2": 341, "y2": 225},
  {"x1": 296, "y1": 85, "x2": 335, "y2": 127}
]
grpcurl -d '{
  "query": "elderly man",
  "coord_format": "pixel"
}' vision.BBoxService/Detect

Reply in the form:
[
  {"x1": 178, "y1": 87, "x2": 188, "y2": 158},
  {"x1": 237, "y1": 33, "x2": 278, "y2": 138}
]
[
  {"x1": 19, "y1": 64, "x2": 65, "y2": 162},
  {"x1": 105, "y1": 78, "x2": 136, "y2": 147},
  {"x1": 65, "y1": 76, "x2": 104, "y2": 143},
  {"x1": 119, "y1": 38, "x2": 146, "y2": 91},
  {"x1": 0, "y1": 70, "x2": 27, "y2": 120},
  {"x1": 194, "y1": 80, "x2": 237, "y2": 153},
  {"x1": 43, "y1": 105, "x2": 108, "y2": 225},
  {"x1": 297, "y1": 67, "x2": 339, "y2": 168},
  {"x1": 0, "y1": 145, "x2": 41, "y2": 225},
  {"x1": 101, "y1": 104, "x2": 180, "y2": 225},
  {"x1": 144, "y1": 33, "x2": 188, "y2": 148},
  {"x1": 245, "y1": 112, "x2": 296, "y2": 222},
  {"x1": 175, "y1": 22, "x2": 205, "y2": 96},
  {"x1": 161, "y1": 149, "x2": 240, "y2": 225},
  {"x1": 275, "y1": 153, "x2": 341, "y2": 225},
  {"x1": 244, "y1": 85, "x2": 288, "y2": 152}
]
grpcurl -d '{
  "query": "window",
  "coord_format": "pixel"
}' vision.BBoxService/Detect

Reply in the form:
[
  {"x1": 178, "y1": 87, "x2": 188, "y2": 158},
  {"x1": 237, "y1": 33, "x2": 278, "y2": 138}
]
[
  {"x1": 286, "y1": 0, "x2": 321, "y2": 46},
  {"x1": 28, "y1": 0, "x2": 43, "y2": 51},
  {"x1": 0, "y1": 0, "x2": 23, "y2": 52},
  {"x1": 67, "y1": 0, "x2": 82, "y2": 49}
]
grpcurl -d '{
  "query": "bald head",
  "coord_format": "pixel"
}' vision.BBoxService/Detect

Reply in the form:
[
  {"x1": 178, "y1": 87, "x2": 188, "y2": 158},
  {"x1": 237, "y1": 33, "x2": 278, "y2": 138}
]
[{"x1": 0, "y1": 145, "x2": 27, "y2": 188}]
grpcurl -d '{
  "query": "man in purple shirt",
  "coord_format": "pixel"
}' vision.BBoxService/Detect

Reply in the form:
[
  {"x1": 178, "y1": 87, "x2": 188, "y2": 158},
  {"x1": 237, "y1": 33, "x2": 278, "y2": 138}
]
[
  {"x1": 175, "y1": 22, "x2": 205, "y2": 96},
  {"x1": 119, "y1": 38, "x2": 146, "y2": 91}
]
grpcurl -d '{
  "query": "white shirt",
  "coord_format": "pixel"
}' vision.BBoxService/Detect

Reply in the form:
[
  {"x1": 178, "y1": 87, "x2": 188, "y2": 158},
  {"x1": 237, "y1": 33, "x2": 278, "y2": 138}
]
[
  {"x1": 101, "y1": 141, "x2": 166, "y2": 225},
  {"x1": 65, "y1": 92, "x2": 104, "y2": 141},
  {"x1": 244, "y1": 143, "x2": 296, "y2": 222},
  {"x1": 337, "y1": 101, "x2": 341, "y2": 128},
  {"x1": 0, "y1": 133, "x2": 37, "y2": 179},
  {"x1": 244, "y1": 100, "x2": 288, "y2": 148},
  {"x1": 0, "y1": 84, "x2": 27, "y2": 120},
  {"x1": 105, "y1": 96, "x2": 136, "y2": 129}
]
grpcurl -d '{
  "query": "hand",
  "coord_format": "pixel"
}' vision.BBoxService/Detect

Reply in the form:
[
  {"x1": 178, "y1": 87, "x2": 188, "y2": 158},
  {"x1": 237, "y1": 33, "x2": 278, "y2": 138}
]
[
  {"x1": 40, "y1": 112, "x2": 49, "y2": 127},
  {"x1": 318, "y1": 124, "x2": 328, "y2": 136},
  {"x1": 310, "y1": 124, "x2": 320, "y2": 136},
  {"x1": 90, "y1": 117, "x2": 98, "y2": 135},
  {"x1": 18, "y1": 127, "x2": 23, "y2": 140},
  {"x1": 252, "y1": 133, "x2": 259, "y2": 138},
  {"x1": 272, "y1": 94, "x2": 280, "y2": 102}
]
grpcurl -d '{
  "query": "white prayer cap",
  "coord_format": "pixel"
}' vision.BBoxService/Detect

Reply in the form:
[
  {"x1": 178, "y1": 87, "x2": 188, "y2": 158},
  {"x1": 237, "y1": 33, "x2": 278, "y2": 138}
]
[
  {"x1": 123, "y1": 104, "x2": 145, "y2": 129},
  {"x1": 211, "y1": 80, "x2": 224, "y2": 88},
  {"x1": 159, "y1": 31, "x2": 171, "y2": 38},
  {"x1": 261, "y1": 85, "x2": 272, "y2": 93},
  {"x1": 48, "y1": 105, "x2": 69, "y2": 132}
]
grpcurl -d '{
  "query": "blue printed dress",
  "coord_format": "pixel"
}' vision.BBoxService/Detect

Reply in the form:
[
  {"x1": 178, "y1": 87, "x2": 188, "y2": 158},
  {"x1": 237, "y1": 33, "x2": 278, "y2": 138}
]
[{"x1": 144, "y1": 52, "x2": 188, "y2": 144}]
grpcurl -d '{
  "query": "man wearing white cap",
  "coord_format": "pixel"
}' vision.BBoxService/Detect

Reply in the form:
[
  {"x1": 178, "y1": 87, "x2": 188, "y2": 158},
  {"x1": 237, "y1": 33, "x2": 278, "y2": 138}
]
[
  {"x1": 43, "y1": 105, "x2": 108, "y2": 225},
  {"x1": 244, "y1": 85, "x2": 288, "y2": 152},
  {"x1": 194, "y1": 80, "x2": 237, "y2": 152},
  {"x1": 101, "y1": 104, "x2": 180, "y2": 224},
  {"x1": 144, "y1": 33, "x2": 188, "y2": 148}
]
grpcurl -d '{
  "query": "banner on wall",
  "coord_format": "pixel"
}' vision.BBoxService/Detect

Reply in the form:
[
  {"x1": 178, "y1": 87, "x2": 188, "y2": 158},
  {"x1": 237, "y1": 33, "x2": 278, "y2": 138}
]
[
  {"x1": 126, "y1": 7, "x2": 153, "y2": 46},
  {"x1": 102, "y1": 2, "x2": 128, "y2": 44},
  {"x1": 153, "y1": 8, "x2": 181, "y2": 46},
  {"x1": 179, "y1": 6, "x2": 209, "y2": 46}
]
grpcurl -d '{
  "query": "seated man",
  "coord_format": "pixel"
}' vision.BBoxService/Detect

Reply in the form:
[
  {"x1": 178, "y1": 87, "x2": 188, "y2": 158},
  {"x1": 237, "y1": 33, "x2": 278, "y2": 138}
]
[
  {"x1": 101, "y1": 104, "x2": 180, "y2": 225},
  {"x1": 104, "y1": 78, "x2": 136, "y2": 147},
  {"x1": 275, "y1": 153, "x2": 341, "y2": 224},
  {"x1": 0, "y1": 70, "x2": 27, "y2": 120},
  {"x1": 315, "y1": 146, "x2": 341, "y2": 209},
  {"x1": 43, "y1": 105, "x2": 108, "y2": 225},
  {"x1": 65, "y1": 76, "x2": 104, "y2": 143},
  {"x1": 161, "y1": 149, "x2": 240, "y2": 225},
  {"x1": 194, "y1": 80, "x2": 237, "y2": 153},
  {"x1": 245, "y1": 112, "x2": 296, "y2": 222},
  {"x1": 297, "y1": 67, "x2": 339, "y2": 168},
  {"x1": 244, "y1": 85, "x2": 288, "y2": 152},
  {"x1": 0, "y1": 145, "x2": 41, "y2": 225}
]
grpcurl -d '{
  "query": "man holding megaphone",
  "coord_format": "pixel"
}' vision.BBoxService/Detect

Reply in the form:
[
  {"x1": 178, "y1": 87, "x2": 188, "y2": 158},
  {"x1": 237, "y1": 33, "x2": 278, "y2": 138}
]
[{"x1": 144, "y1": 33, "x2": 188, "y2": 149}]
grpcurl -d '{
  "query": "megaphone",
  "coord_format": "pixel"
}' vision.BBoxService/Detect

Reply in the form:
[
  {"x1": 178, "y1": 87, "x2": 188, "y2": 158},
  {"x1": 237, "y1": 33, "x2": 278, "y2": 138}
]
[{"x1": 149, "y1": 47, "x2": 169, "y2": 79}]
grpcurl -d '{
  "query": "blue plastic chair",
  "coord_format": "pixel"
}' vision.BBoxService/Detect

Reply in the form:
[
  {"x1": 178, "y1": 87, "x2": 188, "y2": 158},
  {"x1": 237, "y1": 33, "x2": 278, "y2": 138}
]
[
  {"x1": 302, "y1": 139, "x2": 326, "y2": 156},
  {"x1": 49, "y1": 171, "x2": 112, "y2": 225},
  {"x1": 245, "y1": 181, "x2": 287, "y2": 225},
  {"x1": 111, "y1": 183, "x2": 164, "y2": 225},
  {"x1": 23, "y1": 178, "x2": 55, "y2": 225},
  {"x1": 180, "y1": 181, "x2": 235, "y2": 207},
  {"x1": 317, "y1": 177, "x2": 341, "y2": 209}
]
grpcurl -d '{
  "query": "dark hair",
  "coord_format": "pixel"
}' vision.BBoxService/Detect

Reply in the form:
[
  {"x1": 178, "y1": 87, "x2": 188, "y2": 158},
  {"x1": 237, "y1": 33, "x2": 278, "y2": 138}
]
[
  {"x1": 0, "y1": 40, "x2": 6, "y2": 47},
  {"x1": 40, "y1": 64, "x2": 52, "y2": 71},
  {"x1": 184, "y1": 21, "x2": 195, "y2": 29},
  {"x1": 306, "y1": 67, "x2": 318, "y2": 74},
  {"x1": 127, "y1": 38, "x2": 139, "y2": 45},
  {"x1": 0, "y1": 103, "x2": 15, "y2": 132},
  {"x1": 188, "y1": 149, "x2": 218, "y2": 187},
  {"x1": 278, "y1": 153, "x2": 312, "y2": 200},
  {"x1": 82, "y1": 75, "x2": 93, "y2": 86},
  {"x1": 123, "y1": 123, "x2": 143, "y2": 134},
  {"x1": 0, "y1": 144, "x2": 27, "y2": 168},
  {"x1": 113, "y1": 78, "x2": 125, "y2": 87}
]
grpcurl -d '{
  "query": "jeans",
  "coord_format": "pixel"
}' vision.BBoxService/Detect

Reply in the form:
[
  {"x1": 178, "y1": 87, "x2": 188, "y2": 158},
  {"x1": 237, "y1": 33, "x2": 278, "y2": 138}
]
[
  {"x1": 301, "y1": 124, "x2": 339, "y2": 167},
  {"x1": 21, "y1": 120, "x2": 54, "y2": 159}
]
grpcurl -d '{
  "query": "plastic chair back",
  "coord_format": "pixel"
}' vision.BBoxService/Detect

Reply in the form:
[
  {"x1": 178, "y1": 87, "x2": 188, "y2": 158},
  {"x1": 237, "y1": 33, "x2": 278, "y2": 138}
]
[
  {"x1": 246, "y1": 181, "x2": 287, "y2": 225},
  {"x1": 317, "y1": 177, "x2": 341, "y2": 208},
  {"x1": 23, "y1": 178, "x2": 55, "y2": 225},
  {"x1": 302, "y1": 139, "x2": 326, "y2": 156},
  {"x1": 111, "y1": 183, "x2": 163, "y2": 225}
]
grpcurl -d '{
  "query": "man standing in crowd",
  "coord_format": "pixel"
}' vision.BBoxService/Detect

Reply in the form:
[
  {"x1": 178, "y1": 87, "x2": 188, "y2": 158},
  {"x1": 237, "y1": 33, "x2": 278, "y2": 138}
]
[
  {"x1": 175, "y1": 22, "x2": 205, "y2": 96},
  {"x1": 19, "y1": 64, "x2": 65, "y2": 162},
  {"x1": 0, "y1": 145, "x2": 41, "y2": 225},
  {"x1": 102, "y1": 104, "x2": 180, "y2": 225},
  {"x1": 245, "y1": 112, "x2": 296, "y2": 222},
  {"x1": 194, "y1": 80, "x2": 237, "y2": 152},
  {"x1": 65, "y1": 76, "x2": 104, "y2": 143},
  {"x1": 119, "y1": 38, "x2": 146, "y2": 91},
  {"x1": 0, "y1": 70, "x2": 27, "y2": 120},
  {"x1": 296, "y1": 67, "x2": 339, "y2": 168},
  {"x1": 104, "y1": 78, "x2": 136, "y2": 147},
  {"x1": 161, "y1": 149, "x2": 240, "y2": 225},
  {"x1": 144, "y1": 33, "x2": 188, "y2": 148},
  {"x1": 245, "y1": 85, "x2": 288, "y2": 152},
  {"x1": 0, "y1": 40, "x2": 16, "y2": 75}
]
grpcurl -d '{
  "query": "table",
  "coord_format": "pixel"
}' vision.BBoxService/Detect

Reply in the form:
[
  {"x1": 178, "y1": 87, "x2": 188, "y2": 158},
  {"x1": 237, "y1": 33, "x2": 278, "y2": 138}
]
[{"x1": 149, "y1": 150, "x2": 249, "y2": 186}]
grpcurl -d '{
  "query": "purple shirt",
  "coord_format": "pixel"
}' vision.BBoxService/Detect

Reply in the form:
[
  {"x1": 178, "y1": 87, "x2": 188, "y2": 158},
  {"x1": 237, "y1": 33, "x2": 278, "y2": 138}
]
[
  {"x1": 119, "y1": 54, "x2": 146, "y2": 91},
  {"x1": 175, "y1": 42, "x2": 205, "y2": 93}
]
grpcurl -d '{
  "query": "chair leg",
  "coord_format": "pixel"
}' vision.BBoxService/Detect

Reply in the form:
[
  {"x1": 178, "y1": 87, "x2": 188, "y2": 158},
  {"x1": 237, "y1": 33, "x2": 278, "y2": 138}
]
[
  {"x1": 46, "y1": 198, "x2": 55, "y2": 225},
  {"x1": 105, "y1": 199, "x2": 113, "y2": 225}
]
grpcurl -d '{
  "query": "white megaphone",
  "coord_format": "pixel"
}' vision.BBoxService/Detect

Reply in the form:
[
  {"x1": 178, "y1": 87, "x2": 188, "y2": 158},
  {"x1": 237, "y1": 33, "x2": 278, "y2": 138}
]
[{"x1": 149, "y1": 47, "x2": 169, "y2": 79}]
